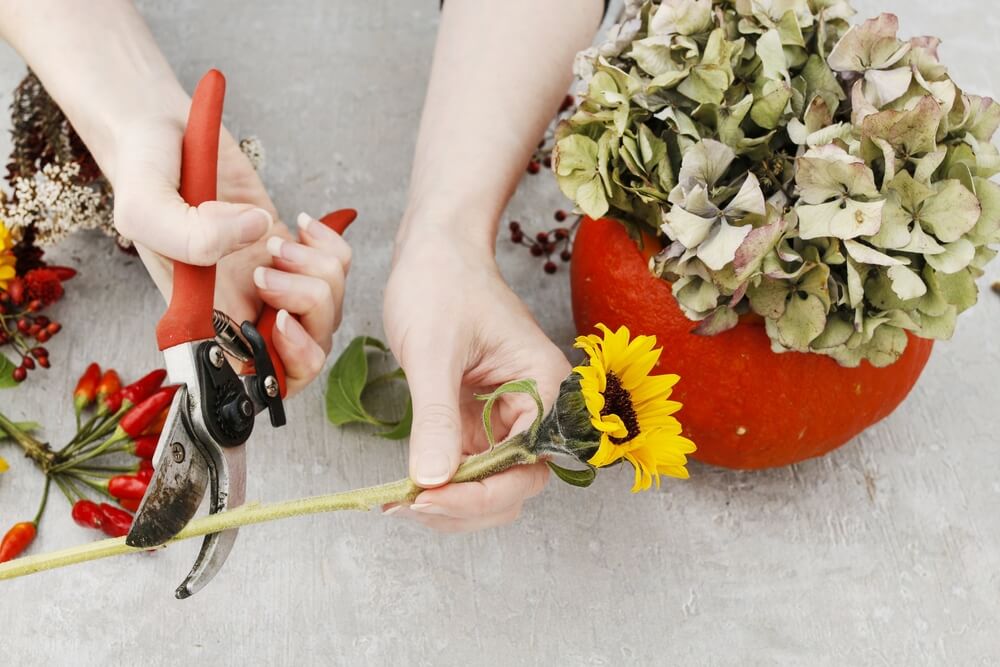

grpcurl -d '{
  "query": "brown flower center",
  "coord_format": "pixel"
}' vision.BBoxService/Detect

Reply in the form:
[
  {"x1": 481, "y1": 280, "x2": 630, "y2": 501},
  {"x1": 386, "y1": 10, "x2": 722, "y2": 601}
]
[{"x1": 601, "y1": 371, "x2": 640, "y2": 444}]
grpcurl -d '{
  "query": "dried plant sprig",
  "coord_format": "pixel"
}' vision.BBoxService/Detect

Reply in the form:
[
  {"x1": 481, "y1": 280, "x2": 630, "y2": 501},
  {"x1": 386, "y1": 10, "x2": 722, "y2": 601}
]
[
  {"x1": 554, "y1": 0, "x2": 1000, "y2": 367},
  {"x1": 1, "y1": 71, "x2": 266, "y2": 251}
]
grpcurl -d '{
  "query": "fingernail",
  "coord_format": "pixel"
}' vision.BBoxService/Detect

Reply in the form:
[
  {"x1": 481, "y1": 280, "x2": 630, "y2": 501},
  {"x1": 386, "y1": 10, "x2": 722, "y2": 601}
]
[
  {"x1": 266, "y1": 236, "x2": 309, "y2": 264},
  {"x1": 414, "y1": 451, "x2": 451, "y2": 487},
  {"x1": 275, "y1": 309, "x2": 307, "y2": 346},
  {"x1": 382, "y1": 505, "x2": 403, "y2": 516},
  {"x1": 297, "y1": 211, "x2": 337, "y2": 241},
  {"x1": 237, "y1": 208, "x2": 273, "y2": 244},
  {"x1": 253, "y1": 266, "x2": 294, "y2": 292}
]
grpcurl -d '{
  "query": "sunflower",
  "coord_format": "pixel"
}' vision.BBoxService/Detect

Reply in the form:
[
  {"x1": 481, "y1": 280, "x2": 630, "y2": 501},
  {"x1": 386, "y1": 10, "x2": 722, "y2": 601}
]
[
  {"x1": 573, "y1": 324, "x2": 695, "y2": 492},
  {"x1": 0, "y1": 221, "x2": 16, "y2": 291}
]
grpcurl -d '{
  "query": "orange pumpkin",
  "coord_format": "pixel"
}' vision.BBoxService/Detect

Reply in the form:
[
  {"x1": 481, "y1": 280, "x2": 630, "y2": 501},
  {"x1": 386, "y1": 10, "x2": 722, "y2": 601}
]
[{"x1": 570, "y1": 217, "x2": 934, "y2": 470}]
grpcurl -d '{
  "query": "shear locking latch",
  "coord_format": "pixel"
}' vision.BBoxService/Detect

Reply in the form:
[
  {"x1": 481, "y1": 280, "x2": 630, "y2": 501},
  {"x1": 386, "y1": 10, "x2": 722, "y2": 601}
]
[
  {"x1": 196, "y1": 342, "x2": 255, "y2": 447},
  {"x1": 239, "y1": 321, "x2": 286, "y2": 428}
]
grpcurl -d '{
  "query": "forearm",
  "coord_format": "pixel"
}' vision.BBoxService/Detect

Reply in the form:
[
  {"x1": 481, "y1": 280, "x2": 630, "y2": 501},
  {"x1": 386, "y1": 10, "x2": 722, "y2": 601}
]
[
  {"x1": 0, "y1": 0, "x2": 188, "y2": 181},
  {"x1": 399, "y1": 0, "x2": 603, "y2": 251}
]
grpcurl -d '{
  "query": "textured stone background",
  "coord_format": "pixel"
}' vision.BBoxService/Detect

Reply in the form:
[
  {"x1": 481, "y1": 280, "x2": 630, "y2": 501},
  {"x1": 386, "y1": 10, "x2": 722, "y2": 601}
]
[{"x1": 1, "y1": 1, "x2": 998, "y2": 665}]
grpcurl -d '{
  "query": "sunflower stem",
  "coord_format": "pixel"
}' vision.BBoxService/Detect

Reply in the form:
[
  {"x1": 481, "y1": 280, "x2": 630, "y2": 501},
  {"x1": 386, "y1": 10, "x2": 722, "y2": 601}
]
[{"x1": 0, "y1": 438, "x2": 537, "y2": 581}]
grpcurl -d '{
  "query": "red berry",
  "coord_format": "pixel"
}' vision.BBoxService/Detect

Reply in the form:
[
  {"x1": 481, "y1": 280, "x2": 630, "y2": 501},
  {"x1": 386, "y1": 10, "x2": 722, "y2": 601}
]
[
  {"x1": 37, "y1": 356, "x2": 50, "y2": 369},
  {"x1": 536, "y1": 232, "x2": 550, "y2": 243},
  {"x1": 30, "y1": 347, "x2": 47, "y2": 358},
  {"x1": 508, "y1": 221, "x2": 521, "y2": 233},
  {"x1": 530, "y1": 244, "x2": 544, "y2": 257},
  {"x1": 16, "y1": 319, "x2": 29, "y2": 333},
  {"x1": 511, "y1": 230, "x2": 524, "y2": 243},
  {"x1": 544, "y1": 261, "x2": 558, "y2": 274},
  {"x1": 21, "y1": 357, "x2": 35, "y2": 370},
  {"x1": 561, "y1": 249, "x2": 573, "y2": 262},
  {"x1": 543, "y1": 157, "x2": 552, "y2": 169},
  {"x1": 554, "y1": 210, "x2": 568, "y2": 222},
  {"x1": 46, "y1": 322, "x2": 61, "y2": 335},
  {"x1": 36, "y1": 330, "x2": 51, "y2": 343},
  {"x1": 27, "y1": 299, "x2": 42, "y2": 313},
  {"x1": 7, "y1": 279, "x2": 24, "y2": 306},
  {"x1": 526, "y1": 161, "x2": 541, "y2": 175},
  {"x1": 554, "y1": 228, "x2": 569, "y2": 240},
  {"x1": 34, "y1": 316, "x2": 49, "y2": 327},
  {"x1": 12, "y1": 367, "x2": 26, "y2": 382}
]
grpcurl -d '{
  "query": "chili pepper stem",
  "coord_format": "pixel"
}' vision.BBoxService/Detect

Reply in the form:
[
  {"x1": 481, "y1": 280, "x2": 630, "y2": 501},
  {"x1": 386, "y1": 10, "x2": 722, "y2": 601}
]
[
  {"x1": 50, "y1": 435, "x2": 128, "y2": 473},
  {"x1": 51, "y1": 475, "x2": 80, "y2": 505},
  {"x1": 0, "y1": 439, "x2": 538, "y2": 581},
  {"x1": 33, "y1": 477, "x2": 52, "y2": 525}
]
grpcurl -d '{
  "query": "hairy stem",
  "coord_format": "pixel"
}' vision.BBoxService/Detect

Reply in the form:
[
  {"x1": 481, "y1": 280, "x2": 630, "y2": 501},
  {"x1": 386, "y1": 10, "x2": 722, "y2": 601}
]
[{"x1": 0, "y1": 438, "x2": 537, "y2": 581}]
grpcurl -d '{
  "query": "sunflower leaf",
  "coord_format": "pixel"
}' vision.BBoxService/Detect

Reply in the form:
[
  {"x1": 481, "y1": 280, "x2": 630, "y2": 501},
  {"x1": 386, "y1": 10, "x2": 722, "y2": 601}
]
[
  {"x1": 475, "y1": 379, "x2": 544, "y2": 450},
  {"x1": 326, "y1": 336, "x2": 412, "y2": 439},
  {"x1": 546, "y1": 461, "x2": 598, "y2": 488}
]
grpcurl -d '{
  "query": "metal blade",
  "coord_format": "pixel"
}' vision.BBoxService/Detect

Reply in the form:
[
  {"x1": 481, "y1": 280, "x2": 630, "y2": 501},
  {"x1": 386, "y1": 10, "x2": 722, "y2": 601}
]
[
  {"x1": 126, "y1": 388, "x2": 209, "y2": 548},
  {"x1": 175, "y1": 439, "x2": 246, "y2": 599}
]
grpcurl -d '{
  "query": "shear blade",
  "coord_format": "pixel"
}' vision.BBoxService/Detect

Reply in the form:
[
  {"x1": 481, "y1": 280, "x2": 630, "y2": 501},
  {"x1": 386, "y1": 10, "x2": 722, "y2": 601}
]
[
  {"x1": 175, "y1": 444, "x2": 246, "y2": 599},
  {"x1": 127, "y1": 388, "x2": 209, "y2": 548}
]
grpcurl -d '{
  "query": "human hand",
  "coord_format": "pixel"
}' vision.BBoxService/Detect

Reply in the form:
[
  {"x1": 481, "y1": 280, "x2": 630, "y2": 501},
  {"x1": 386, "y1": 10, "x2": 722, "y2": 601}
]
[
  {"x1": 382, "y1": 230, "x2": 570, "y2": 532},
  {"x1": 111, "y1": 111, "x2": 350, "y2": 396}
]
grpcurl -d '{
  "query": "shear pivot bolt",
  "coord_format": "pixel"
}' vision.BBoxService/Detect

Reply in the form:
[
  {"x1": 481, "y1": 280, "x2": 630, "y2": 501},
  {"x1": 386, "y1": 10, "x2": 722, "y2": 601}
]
[
  {"x1": 170, "y1": 442, "x2": 185, "y2": 463},
  {"x1": 209, "y1": 345, "x2": 226, "y2": 369},
  {"x1": 264, "y1": 375, "x2": 279, "y2": 398}
]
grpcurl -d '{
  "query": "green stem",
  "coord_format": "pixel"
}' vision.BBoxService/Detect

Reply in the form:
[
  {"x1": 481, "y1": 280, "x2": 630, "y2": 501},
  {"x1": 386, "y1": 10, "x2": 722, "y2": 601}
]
[
  {"x1": 50, "y1": 435, "x2": 127, "y2": 473},
  {"x1": 0, "y1": 439, "x2": 537, "y2": 581},
  {"x1": 51, "y1": 475, "x2": 79, "y2": 505},
  {"x1": 0, "y1": 411, "x2": 55, "y2": 469},
  {"x1": 32, "y1": 477, "x2": 52, "y2": 525}
]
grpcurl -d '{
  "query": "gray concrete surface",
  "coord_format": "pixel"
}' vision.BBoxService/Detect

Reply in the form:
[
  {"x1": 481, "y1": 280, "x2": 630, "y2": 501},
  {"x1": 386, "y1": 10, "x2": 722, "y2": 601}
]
[{"x1": 1, "y1": 1, "x2": 998, "y2": 665}]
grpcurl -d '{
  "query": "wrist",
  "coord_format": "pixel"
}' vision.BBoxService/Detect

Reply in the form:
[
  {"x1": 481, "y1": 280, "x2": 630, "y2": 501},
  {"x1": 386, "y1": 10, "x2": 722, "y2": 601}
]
[{"x1": 396, "y1": 195, "x2": 501, "y2": 261}]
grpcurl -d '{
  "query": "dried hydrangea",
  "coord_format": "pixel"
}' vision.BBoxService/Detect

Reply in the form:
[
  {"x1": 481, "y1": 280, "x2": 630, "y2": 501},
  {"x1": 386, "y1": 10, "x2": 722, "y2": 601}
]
[{"x1": 554, "y1": 0, "x2": 1000, "y2": 367}]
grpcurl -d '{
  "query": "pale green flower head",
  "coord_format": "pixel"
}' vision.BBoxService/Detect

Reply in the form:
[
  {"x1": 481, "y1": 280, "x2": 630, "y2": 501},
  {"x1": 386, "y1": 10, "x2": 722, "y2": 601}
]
[{"x1": 555, "y1": 0, "x2": 1000, "y2": 367}]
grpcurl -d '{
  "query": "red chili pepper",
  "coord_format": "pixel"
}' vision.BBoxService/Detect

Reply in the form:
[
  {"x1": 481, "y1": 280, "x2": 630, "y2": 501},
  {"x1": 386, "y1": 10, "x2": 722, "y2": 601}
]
[
  {"x1": 118, "y1": 497, "x2": 141, "y2": 513},
  {"x1": 98, "y1": 503, "x2": 133, "y2": 538},
  {"x1": 131, "y1": 434, "x2": 160, "y2": 459},
  {"x1": 45, "y1": 265, "x2": 78, "y2": 281},
  {"x1": 0, "y1": 521, "x2": 37, "y2": 562},
  {"x1": 101, "y1": 390, "x2": 123, "y2": 415},
  {"x1": 141, "y1": 407, "x2": 170, "y2": 436},
  {"x1": 115, "y1": 386, "x2": 178, "y2": 440},
  {"x1": 97, "y1": 369, "x2": 121, "y2": 400},
  {"x1": 120, "y1": 369, "x2": 167, "y2": 409},
  {"x1": 73, "y1": 363, "x2": 102, "y2": 414},
  {"x1": 96, "y1": 370, "x2": 123, "y2": 415},
  {"x1": 108, "y1": 475, "x2": 149, "y2": 501},
  {"x1": 136, "y1": 466, "x2": 154, "y2": 483},
  {"x1": 138, "y1": 459, "x2": 153, "y2": 473},
  {"x1": 71, "y1": 499, "x2": 104, "y2": 529}
]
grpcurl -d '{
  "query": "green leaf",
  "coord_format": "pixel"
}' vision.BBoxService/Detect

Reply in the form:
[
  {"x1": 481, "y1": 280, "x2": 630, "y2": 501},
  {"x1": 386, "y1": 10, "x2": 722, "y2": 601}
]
[
  {"x1": 547, "y1": 461, "x2": 597, "y2": 488},
  {"x1": 325, "y1": 336, "x2": 386, "y2": 426},
  {"x1": 0, "y1": 421, "x2": 41, "y2": 442},
  {"x1": 325, "y1": 337, "x2": 414, "y2": 439},
  {"x1": 0, "y1": 353, "x2": 18, "y2": 389},
  {"x1": 475, "y1": 379, "x2": 544, "y2": 450},
  {"x1": 379, "y1": 396, "x2": 412, "y2": 440}
]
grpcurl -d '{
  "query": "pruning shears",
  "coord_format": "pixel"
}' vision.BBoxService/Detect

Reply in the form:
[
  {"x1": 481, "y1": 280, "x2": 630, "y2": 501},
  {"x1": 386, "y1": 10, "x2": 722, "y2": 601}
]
[{"x1": 125, "y1": 69, "x2": 355, "y2": 598}]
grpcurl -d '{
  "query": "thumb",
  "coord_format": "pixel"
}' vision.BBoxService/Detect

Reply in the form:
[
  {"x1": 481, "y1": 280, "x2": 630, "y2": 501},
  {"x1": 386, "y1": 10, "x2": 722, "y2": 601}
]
[
  {"x1": 115, "y1": 191, "x2": 273, "y2": 266},
  {"x1": 405, "y1": 352, "x2": 463, "y2": 488}
]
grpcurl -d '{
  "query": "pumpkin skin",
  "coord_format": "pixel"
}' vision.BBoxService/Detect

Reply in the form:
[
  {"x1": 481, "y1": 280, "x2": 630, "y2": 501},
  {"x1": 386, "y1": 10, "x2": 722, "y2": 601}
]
[{"x1": 570, "y1": 217, "x2": 934, "y2": 470}]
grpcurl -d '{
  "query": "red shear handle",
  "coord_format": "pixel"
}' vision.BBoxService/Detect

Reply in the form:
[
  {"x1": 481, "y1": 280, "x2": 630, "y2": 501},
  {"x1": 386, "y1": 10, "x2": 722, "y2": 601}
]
[
  {"x1": 155, "y1": 70, "x2": 226, "y2": 350},
  {"x1": 254, "y1": 209, "x2": 358, "y2": 397}
]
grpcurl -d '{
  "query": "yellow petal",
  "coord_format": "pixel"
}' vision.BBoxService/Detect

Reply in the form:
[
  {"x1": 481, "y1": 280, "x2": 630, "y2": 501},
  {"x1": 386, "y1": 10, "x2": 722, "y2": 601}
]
[{"x1": 0, "y1": 456, "x2": 8, "y2": 474}]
